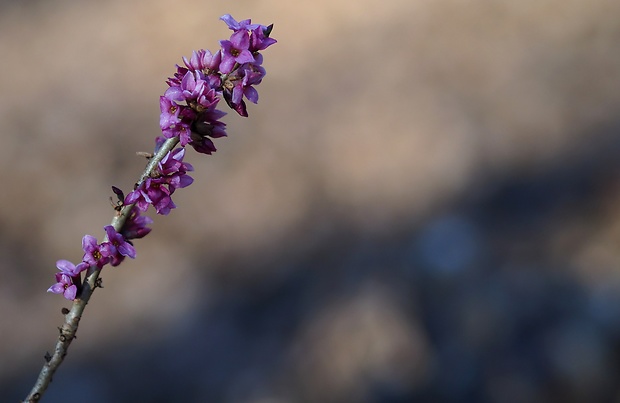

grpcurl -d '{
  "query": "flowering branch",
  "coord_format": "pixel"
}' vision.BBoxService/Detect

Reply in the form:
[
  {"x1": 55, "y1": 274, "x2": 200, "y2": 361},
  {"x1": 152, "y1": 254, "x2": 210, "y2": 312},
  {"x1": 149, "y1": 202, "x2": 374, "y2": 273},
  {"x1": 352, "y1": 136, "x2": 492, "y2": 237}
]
[
  {"x1": 23, "y1": 14, "x2": 275, "y2": 402},
  {"x1": 24, "y1": 137, "x2": 177, "y2": 402}
]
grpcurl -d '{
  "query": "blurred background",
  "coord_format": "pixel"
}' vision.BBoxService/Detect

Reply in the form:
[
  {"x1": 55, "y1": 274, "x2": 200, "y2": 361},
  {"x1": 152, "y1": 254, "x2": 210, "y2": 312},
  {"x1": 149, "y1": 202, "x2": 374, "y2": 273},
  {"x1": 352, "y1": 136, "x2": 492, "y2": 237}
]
[{"x1": 2, "y1": 0, "x2": 620, "y2": 401}]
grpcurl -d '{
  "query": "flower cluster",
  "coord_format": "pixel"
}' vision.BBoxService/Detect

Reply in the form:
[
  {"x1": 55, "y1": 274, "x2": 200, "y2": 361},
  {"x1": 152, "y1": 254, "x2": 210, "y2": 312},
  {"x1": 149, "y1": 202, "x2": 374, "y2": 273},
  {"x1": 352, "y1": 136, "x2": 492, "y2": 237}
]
[
  {"x1": 160, "y1": 14, "x2": 276, "y2": 153},
  {"x1": 47, "y1": 216, "x2": 146, "y2": 299},
  {"x1": 125, "y1": 147, "x2": 194, "y2": 216},
  {"x1": 48, "y1": 15, "x2": 276, "y2": 300}
]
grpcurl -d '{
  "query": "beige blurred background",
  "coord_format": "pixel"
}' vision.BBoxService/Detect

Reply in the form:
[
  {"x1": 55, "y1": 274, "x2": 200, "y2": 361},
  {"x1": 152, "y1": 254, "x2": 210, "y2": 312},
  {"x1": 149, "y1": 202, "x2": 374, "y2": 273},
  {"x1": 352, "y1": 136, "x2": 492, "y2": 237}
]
[{"x1": 3, "y1": 0, "x2": 620, "y2": 401}]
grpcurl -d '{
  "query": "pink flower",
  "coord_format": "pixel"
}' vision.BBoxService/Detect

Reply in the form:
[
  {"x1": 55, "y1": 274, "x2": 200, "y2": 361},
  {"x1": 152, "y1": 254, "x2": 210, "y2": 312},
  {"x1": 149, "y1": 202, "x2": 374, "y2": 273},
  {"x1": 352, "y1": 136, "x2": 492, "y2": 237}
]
[{"x1": 47, "y1": 260, "x2": 89, "y2": 301}]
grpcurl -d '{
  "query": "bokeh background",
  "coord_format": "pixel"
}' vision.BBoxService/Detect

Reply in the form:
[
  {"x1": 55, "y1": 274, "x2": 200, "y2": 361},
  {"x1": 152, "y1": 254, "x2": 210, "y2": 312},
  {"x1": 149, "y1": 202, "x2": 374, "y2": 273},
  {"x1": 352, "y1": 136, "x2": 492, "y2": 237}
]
[{"x1": 2, "y1": 0, "x2": 620, "y2": 401}]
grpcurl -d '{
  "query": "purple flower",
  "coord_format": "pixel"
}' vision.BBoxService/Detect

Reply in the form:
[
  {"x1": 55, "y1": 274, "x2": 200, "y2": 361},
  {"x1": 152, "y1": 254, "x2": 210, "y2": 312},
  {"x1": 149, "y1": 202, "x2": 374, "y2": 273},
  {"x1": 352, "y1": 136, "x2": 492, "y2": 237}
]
[
  {"x1": 188, "y1": 100, "x2": 227, "y2": 153},
  {"x1": 219, "y1": 30, "x2": 255, "y2": 74},
  {"x1": 220, "y1": 62, "x2": 265, "y2": 117},
  {"x1": 161, "y1": 118, "x2": 193, "y2": 146},
  {"x1": 250, "y1": 25, "x2": 277, "y2": 52},
  {"x1": 183, "y1": 49, "x2": 222, "y2": 74},
  {"x1": 82, "y1": 235, "x2": 113, "y2": 268},
  {"x1": 125, "y1": 187, "x2": 150, "y2": 213},
  {"x1": 182, "y1": 50, "x2": 223, "y2": 89},
  {"x1": 192, "y1": 107, "x2": 227, "y2": 139},
  {"x1": 195, "y1": 86, "x2": 220, "y2": 111},
  {"x1": 121, "y1": 206, "x2": 153, "y2": 240},
  {"x1": 220, "y1": 14, "x2": 261, "y2": 32},
  {"x1": 166, "y1": 65, "x2": 189, "y2": 88},
  {"x1": 158, "y1": 15, "x2": 275, "y2": 147},
  {"x1": 180, "y1": 71, "x2": 209, "y2": 102},
  {"x1": 163, "y1": 71, "x2": 224, "y2": 147},
  {"x1": 230, "y1": 64, "x2": 265, "y2": 105},
  {"x1": 104, "y1": 225, "x2": 136, "y2": 267},
  {"x1": 223, "y1": 94, "x2": 246, "y2": 117},
  {"x1": 159, "y1": 96, "x2": 181, "y2": 129},
  {"x1": 159, "y1": 96, "x2": 195, "y2": 145},
  {"x1": 125, "y1": 178, "x2": 176, "y2": 216},
  {"x1": 159, "y1": 147, "x2": 194, "y2": 175},
  {"x1": 189, "y1": 135, "x2": 217, "y2": 155},
  {"x1": 148, "y1": 187, "x2": 173, "y2": 214},
  {"x1": 57, "y1": 259, "x2": 88, "y2": 276},
  {"x1": 48, "y1": 273, "x2": 78, "y2": 300},
  {"x1": 47, "y1": 260, "x2": 89, "y2": 300}
]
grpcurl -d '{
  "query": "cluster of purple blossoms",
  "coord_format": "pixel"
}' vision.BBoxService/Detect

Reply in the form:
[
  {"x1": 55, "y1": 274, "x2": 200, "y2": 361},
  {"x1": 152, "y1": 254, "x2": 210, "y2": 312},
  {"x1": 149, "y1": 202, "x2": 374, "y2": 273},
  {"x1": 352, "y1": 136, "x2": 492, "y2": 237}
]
[
  {"x1": 48, "y1": 15, "x2": 275, "y2": 301},
  {"x1": 124, "y1": 147, "x2": 195, "y2": 216},
  {"x1": 160, "y1": 14, "x2": 276, "y2": 153},
  {"x1": 48, "y1": 215, "x2": 147, "y2": 299}
]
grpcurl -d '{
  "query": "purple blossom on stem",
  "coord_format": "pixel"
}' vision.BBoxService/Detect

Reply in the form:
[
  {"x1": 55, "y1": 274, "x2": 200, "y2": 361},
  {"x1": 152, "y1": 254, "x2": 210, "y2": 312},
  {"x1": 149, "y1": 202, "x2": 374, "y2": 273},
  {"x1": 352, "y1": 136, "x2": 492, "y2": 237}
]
[
  {"x1": 104, "y1": 225, "x2": 136, "y2": 267},
  {"x1": 157, "y1": 148, "x2": 194, "y2": 181},
  {"x1": 219, "y1": 30, "x2": 255, "y2": 74},
  {"x1": 159, "y1": 14, "x2": 275, "y2": 151},
  {"x1": 124, "y1": 148, "x2": 193, "y2": 215},
  {"x1": 183, "y1": 49, "x2": 222, "y2": 77},
  {"x1": 48, "y1": 273, "x2": 77, "y2": 301},
  {"x1": 58, "y1": 259, "x2": 89, "y2": 276},
  {"x1": 189, "y1": 134, "x2": 217, "y2": 155},
  {"x1": 125, "y1": 178, "x2": 176, "y2": 216},
  {"x1": 180, "y1": 71, "x2": 209, "y2": 102},
  {"x1": 250, "y1": 25, "x2": 277, "y2": 52},
  {"x1": 159, "y1": 96, "x2": 181, "y2": 130},
  {"x1": 189, "y1": 103, "x2": 227, "y2": 154},
  {"x1": 81, "y1": 235, "x2": 112, "y2": 268},
  {"x1": 163, "y1": 70, "x2": 224, "y2": 147},
  {"x1": 182, "y1": 49, "x2": 224, "y2": 90},
  {"x1": 121, "y1": 206, "x2": 153, "y2": 240},
  {"x1": 160, "y1": 94, "x2": 197, "y2": 146},
  {"x1": 166, "y1": 65, "x2": 189, "y2": 88},
  {"x1": 124, "y1": 185, "x2": 151, "y2": 213},
  {"x1": 219, "y1": 14, "x2": 261, "y2": 32},
  {"x1": 148, "y1": 181, "x2": 176, "y2": 215},
  {"x1": 47, "y1": 260, "x2": 89, "y2": 300},
  {"x1": 161, "y1": 120, "x2": 193, "y2": 146},
  {"x1": 47, "y1": 14, "x2": 276, "y2": 301},
  {"x1": 222, "y1": 62, "x2": 264, "y2": 117},
  {"x1": 192, "y1": 106, "x2": 227, "y2": 138},
  {"x1": 230, "y1": 64, "x2": 265, "y2": 106}
]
